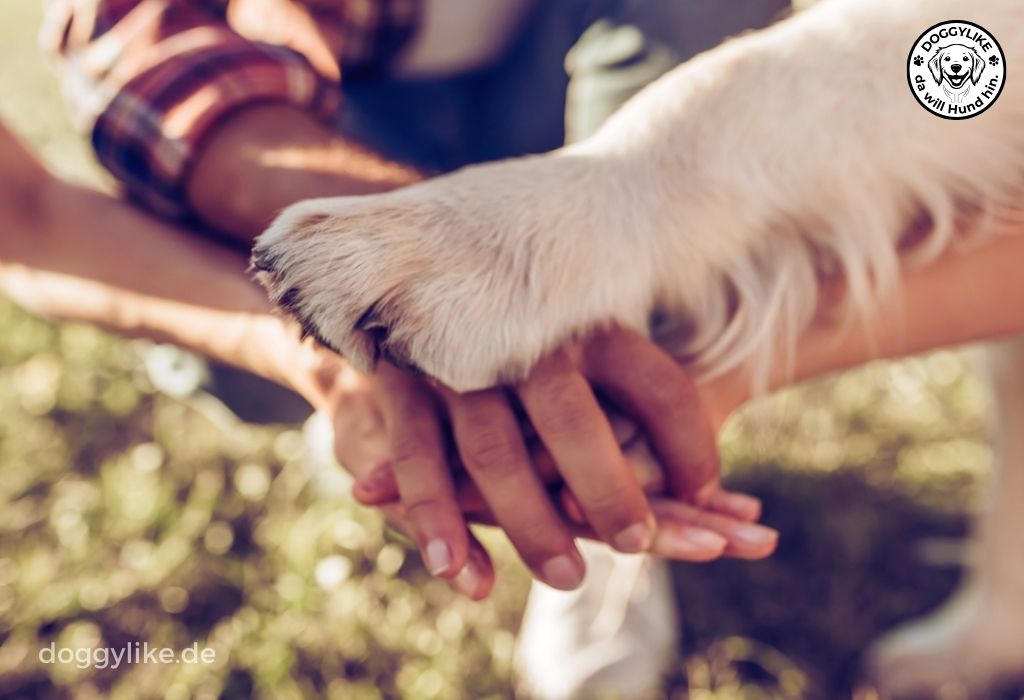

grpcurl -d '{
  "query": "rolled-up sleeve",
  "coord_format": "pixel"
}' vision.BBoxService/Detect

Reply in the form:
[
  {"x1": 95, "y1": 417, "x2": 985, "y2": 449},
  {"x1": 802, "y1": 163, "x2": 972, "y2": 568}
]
[{"x1": 43, "y1": 0, "x2": 342, "y2": 218}]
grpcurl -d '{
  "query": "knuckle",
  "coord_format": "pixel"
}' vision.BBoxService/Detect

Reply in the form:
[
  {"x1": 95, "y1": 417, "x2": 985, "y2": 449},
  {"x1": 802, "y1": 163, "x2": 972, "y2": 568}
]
[
  {"x1": 580, "y1": 485, "x2": 637, "y2": 524},
  {"x1": 528, "y1": 366, "x2": 577, "y2": 405},
  {"x1": 511, "y1": 524, "x2": 573, "y2": 563},
  {"x1": 461, "y1": 430, "x2": 523, "y2": 479},
  {"x1": 391, "y1": 428, "x2": 437, "y2": 464},
  {"x1": 387, "y1": 390, "x2": 428, "y2": 421},
  {"x1": 529, "y1": 371, "x2": 580, "y2": 408},
  {"x1": 402, "y1": 493, "x2": 452, "y2": 522},
  {"x1": 538, "y1": 391, "x2": 592, "y2": 437},
  {"x1": 642, "y1": 369, "x2": 691, "y2": 408},
  {"x1": 454, "y1": 399, "x2": 505, "y2": 435}
]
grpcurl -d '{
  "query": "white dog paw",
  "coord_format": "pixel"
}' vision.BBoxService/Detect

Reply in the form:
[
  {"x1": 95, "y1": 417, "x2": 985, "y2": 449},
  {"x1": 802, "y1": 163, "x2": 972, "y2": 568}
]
[
  {"x1": 252, "y1": 153, "x2": 658, "y2": 390},
  {"x1": 866, "y1": 587, "x2": 1024, "y2": 699}
]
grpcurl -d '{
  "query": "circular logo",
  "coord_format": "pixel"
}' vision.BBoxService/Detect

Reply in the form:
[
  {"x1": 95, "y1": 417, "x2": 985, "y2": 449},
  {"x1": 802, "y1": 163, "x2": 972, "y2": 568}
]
[{"x1": 907, "y1": 20, "x2": 1005, "y2": 119}]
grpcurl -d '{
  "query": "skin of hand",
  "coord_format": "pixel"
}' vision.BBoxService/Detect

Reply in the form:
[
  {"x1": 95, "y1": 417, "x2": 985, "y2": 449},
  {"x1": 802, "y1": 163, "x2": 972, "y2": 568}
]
[
  {"x1": 278, "y1": 343, "x2": 775, "y2": 601},
  {"x1": 350, "y1": 328, "x2": 778, "y2": 594}
]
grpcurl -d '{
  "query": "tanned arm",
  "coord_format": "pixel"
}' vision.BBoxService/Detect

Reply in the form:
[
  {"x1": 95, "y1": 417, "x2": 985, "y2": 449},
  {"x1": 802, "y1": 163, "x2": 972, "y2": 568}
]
[
  {"x1": 184, "y1": 105, "x2": 420, "y2": 242},
  {"x1": 703, "y1": 230, "x2": 1024, "y2": 423}
]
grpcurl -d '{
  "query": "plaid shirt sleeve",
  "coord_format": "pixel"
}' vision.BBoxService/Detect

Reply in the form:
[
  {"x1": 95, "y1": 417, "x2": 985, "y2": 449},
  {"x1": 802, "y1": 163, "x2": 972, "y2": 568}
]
[{"x1": 41, "y1": 0, "x2": 416, "y2": 219}]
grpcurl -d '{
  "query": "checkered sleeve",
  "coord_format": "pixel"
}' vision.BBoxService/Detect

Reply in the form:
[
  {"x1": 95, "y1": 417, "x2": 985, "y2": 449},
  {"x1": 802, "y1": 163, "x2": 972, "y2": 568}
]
[{"x1": 42, "y1": 0, "x2": 341, "y2": 219}]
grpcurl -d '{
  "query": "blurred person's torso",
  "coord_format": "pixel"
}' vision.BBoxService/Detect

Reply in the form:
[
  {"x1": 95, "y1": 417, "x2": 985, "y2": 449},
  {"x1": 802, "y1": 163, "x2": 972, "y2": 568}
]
[{"x1": 393, "y1": 0, "x2": 537, "y2": 77}]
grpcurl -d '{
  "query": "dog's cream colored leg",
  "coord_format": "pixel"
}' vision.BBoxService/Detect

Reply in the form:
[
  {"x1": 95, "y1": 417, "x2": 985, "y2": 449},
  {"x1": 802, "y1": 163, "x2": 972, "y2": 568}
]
[
  {"x1": 868, "y1": 337, "x2": 1024, "y2": 698},
  {"x1": 974, "y1": 336, "x2": 1024, "y2": 619},
  {"x1": 256, "y1": 0, "x2": 1024, "y2": 392}
]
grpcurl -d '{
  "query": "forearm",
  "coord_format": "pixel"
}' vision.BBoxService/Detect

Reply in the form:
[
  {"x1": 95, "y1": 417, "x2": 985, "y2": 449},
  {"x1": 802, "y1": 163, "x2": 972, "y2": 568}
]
[
  {"x1": 185, "y1": 105, "x2": 421, "y2": 241},
  {"x1": 0, "y1": 177, "x2": 332, "y2": 403},
  {"x1": 792, "y1": 234, "x2": 1024, "y2": 380},
  {"x1": 705, "y1": 230, "x2": 1024, "y2": 419}
]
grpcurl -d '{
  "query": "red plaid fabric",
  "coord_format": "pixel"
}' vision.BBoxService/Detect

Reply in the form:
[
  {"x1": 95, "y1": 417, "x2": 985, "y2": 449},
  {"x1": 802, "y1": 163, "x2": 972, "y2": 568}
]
[{"x1": 42, "y1": 0, "x2": 419, "y2": 217}]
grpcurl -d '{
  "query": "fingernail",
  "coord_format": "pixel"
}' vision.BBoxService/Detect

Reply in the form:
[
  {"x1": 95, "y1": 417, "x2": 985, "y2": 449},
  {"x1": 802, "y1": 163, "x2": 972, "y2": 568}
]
[
  {"x1": 540, "y1": 554, "x2": 584, "y2": 590},
  {"x1": 654, "y1": 527, "x2": 727, "y2": 557},
  {"x1": 453, "y1": 554, "x2": 484, "y2": 599},
  {"x1": 611, "y1": 516, "x2": 655, "y2": 553},
  {"x1": 731, "y1": 523, "x2": 778, "y2": 547},
  {"x1": 684, "y1": 528, "x2": 729, "y2": 550},
  {"x1": 724, "y1": 493, "x2": 761, "y2": 518},
  {"x1": 424, "y1": 539, "x2": 453, "y2": 576}
]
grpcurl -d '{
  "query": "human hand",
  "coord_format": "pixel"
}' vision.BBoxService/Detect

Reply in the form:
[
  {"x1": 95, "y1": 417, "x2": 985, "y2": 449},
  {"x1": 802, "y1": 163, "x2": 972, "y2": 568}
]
[
  {"x1": 350, "y1": 326, "x2": 777, "y2": 595},
  {"x1": 270, "y1": 345, "x2": 499, "y2": 600}
]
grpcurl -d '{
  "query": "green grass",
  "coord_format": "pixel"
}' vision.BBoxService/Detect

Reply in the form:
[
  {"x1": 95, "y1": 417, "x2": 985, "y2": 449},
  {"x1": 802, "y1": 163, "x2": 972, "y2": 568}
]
[{"x1": 0, "y1": 2, "x2": 1017, "y2": 698}]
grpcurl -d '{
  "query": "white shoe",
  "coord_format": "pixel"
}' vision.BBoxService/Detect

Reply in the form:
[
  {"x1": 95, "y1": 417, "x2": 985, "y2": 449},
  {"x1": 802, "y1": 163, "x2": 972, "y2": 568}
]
[{"x1": 515, "y1": 541, "x2": 679, "y2": 700}]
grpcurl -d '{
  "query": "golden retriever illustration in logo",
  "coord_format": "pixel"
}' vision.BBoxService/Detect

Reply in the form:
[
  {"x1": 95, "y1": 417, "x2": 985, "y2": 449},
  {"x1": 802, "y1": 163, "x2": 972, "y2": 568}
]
[
  {"x1": 928, "y1": 43, "x2": 985, "y2": 102},
  {"x1": 908, "y1": 21, "x2": 1005, "y2": 120}
]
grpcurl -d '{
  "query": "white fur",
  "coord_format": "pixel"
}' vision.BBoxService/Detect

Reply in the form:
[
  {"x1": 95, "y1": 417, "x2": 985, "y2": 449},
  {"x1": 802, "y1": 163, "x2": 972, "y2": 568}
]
[{"x1": 255, "y1": 0, "x2": 1024, "y2": 393}]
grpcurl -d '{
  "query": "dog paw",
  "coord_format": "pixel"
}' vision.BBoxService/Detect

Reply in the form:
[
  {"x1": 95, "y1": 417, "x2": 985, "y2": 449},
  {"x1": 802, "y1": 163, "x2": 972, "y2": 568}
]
[
  {"x1": 865, "y1": 587, "x2": 1024, "y2": 699},
  {"x1": 252, "y1": 153, "x2": 658, "y2": 391}
]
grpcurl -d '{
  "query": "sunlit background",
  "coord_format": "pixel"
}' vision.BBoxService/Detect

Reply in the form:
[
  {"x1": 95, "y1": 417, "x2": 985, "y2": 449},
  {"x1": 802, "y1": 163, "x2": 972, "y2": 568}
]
[{"x1": 0, "y1": 1, "x2": 1013, "y2": 698}]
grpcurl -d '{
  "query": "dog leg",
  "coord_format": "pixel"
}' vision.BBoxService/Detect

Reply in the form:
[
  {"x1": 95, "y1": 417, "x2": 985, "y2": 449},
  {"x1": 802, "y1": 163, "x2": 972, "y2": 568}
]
[
  {"x1": 255, "y1": 0, "x2": 1024, "y2": 392},
  {"x1": 868, "y1": 336, "x2": 1024, "y2": 698}
]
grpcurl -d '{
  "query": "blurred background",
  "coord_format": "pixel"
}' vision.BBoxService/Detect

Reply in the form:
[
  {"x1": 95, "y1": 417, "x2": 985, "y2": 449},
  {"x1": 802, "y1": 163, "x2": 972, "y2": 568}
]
[{"x1": 0, "y1": 1, "x2": 1016, "y2": 698}]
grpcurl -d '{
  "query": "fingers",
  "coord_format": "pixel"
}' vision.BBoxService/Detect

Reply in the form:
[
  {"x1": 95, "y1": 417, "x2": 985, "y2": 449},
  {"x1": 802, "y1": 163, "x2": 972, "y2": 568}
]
[
  {"x1": 326, "y1": 365, "x2": 495, "y2": 598},
  {"x1": 516, "y1": 350, "x2": 655, "y2": 554},
  {"x1": 560, "y1": 494, "x2": 727, "y2": 561},
  {"x1": 648, "y1": 521, "x2": 730, "y2": 562},
  {"x1": 583, "y1": 327, "x2": 720, "y2": 502},
  {"x1": 355, "y1": 435, "x2": 761, "y2": 523},
  {"x1": 700, "y1": 486, "x2": 762, "y2": 522},
  {"x1": 356, "y1": 421, "x2": 762, "y2": 524},
  {"x1": 650, "y1": 498, "x2": 778, "y2": 559},
  {"x1": 450, "y1": 531, "x2": 495, "y2": 600},
  {"x1": 375, "y1": 362, "x2": 469, "y2": 578},
  {"x1": 325, "y1": 365, "x2": 392, "y2": 483},
  {"x1": 376, "y1": 501, "x2": 495, "y2": 600},
  {"x1": 442, "y1": 386, "x2": 586, "y2": 590},
  {"x1": 563, "y1": 495, "x2": 776, "y2": 561}
]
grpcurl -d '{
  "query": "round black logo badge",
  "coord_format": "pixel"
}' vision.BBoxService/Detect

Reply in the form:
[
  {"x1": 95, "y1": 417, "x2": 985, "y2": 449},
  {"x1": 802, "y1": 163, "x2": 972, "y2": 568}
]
[{"x1": 908, "y1": 20, "x2": 1005, "y2": 119}]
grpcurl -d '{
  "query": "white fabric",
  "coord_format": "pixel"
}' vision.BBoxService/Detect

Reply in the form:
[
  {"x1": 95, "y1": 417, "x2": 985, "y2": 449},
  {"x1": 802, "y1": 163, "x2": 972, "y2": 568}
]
[
  {"x1": 392, "y1": 0, "x2": 536, "y2": 77},
  {"x1": 515, "y1": 542, "x2": 679, "y2": 700}
]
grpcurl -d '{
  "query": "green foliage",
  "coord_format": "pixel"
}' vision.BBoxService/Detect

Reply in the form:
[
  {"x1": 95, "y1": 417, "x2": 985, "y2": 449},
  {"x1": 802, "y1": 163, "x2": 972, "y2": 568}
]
[{"x1": 0, "y1": 300, "x2": 526, "y2": 700}]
